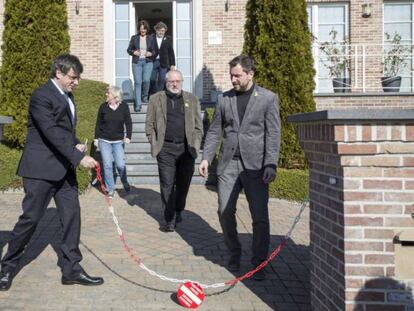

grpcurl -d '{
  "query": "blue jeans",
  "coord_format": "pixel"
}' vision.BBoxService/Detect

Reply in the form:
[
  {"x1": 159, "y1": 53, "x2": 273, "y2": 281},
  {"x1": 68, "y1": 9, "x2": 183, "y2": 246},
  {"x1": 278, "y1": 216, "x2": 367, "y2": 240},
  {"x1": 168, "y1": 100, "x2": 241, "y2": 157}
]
[
  {"x1": 150, "y1": 59, "x2": 169, "y2": 94},
  {"x1": 98, "y1": 140, "x2": 128, "y2": 192},
  {"x1": 132, "y1": 60, "x2": 153, "y2": 109}
]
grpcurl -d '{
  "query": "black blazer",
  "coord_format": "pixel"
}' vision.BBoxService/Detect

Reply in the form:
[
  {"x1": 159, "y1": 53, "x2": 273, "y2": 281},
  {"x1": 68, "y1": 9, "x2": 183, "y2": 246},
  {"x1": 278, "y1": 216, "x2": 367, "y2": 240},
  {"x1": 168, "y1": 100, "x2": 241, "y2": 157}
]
[
  {"x1": 151, "y1": 34, "x2": 176, "y2": 68},
  {"x1": 127, "y1": 34, "x2": 156, "y2": 64},
  {"x1": 17, "y1": 80, "x2": 84, "y2": 181}
]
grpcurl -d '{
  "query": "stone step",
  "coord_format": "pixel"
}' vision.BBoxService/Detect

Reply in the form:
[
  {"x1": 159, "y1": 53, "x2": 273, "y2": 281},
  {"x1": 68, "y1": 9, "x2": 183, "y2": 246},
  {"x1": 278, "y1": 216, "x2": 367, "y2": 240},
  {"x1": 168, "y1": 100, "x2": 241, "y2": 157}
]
[
  {"x1": 132, "y1": 123, "x2": 146, "y2": 132},
  {"x1": 126, "y1": 175, "x2": 206, "y2": 185},
  {"x1": 124, "y1": 142, "x2": 151, "y2": 153},
  {"x1": 130, "y1": 132, "x2": 148, "y2": 142},
  {"x1": 131, "y1": 113, "x2": 147, "y2": 123},
  {"x1": 126, "y1": 163, "x2": 202, "y2": 175}
]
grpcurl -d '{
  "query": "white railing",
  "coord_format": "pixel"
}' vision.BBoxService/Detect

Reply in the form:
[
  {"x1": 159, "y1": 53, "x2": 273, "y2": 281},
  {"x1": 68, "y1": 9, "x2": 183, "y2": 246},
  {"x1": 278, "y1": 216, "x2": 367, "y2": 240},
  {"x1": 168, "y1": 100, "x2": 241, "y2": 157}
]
[{"x1": 313, "y1": 43, "x2": 414, "y2": 94}]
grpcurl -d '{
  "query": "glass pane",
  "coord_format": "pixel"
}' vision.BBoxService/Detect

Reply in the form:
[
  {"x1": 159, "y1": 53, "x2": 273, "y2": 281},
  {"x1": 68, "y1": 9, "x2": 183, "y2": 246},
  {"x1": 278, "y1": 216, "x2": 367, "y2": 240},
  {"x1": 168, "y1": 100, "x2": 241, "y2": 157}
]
[
  {"x1": 115, "y1": 40, "x2": 129, "y2": 58},
  {"x1": 177, "y1": 39, "x2": 191, "y2": 58},
  {"x1": 318, "y1": 6, "x2": 345, "y2": 24},
  {"x1": 116, "y1": 59, "x2": 129, "y2": 77},
  {"x1": 177, "y1": 58, "x2": 192, "y2": 76},
  {"x1": 384, "y1": 24, "x2": 411, "y2": 41},
  {"x1": 318, "y1": 25, "x2": 345, "y2": 42},
  {"x1": 116, "y1": 22, "x2": 129, "y2": 40},
  {"x1": 384, "y1": 4, "x2": 411, "y2": 22},
  {"x1": 177, "y1": 21, "x2": 191, "y2": 38},
  {"x1": 115, "y1": 3, "x2": 129, "y2": 21},
  {"x1": 116, "y1": 78, "x2": 128, "y2": 88},
  {"x1": 318, "y1": 78, "x2": 333, "y2": 93},
  {"x1": 182, "y1": 77, "x2": 192, "y2": 92},
  {"x1": 400, "y1": 77, "x2": 412, "y2": 92},
  {"x1": 177, "y1": 2, "x2": 190, "y2": 20}
]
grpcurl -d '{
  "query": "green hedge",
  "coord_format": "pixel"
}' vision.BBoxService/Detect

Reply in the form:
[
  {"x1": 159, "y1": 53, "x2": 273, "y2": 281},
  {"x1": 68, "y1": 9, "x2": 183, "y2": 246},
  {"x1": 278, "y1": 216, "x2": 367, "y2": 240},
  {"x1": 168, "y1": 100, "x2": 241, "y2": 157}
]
[
  {"x1": 243, "y1": 0, "x2": 315, "y2": 168},
  {"x1": 0, "y1": 0, "x2": 70, "y2": 147},
  {"x1": 0, "y1": 79, "x2": 107, "y2": 193},
  {"x1": 269, "y1": 168, "x2": 309, "y2": 202}
]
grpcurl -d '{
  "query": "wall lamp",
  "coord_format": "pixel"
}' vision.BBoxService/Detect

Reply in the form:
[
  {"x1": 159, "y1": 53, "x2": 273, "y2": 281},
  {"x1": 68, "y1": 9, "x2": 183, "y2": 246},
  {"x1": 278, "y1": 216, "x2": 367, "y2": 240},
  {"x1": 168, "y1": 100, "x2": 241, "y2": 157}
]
[
  {"x1": 75, "y1": 1, "x2": 80, "y2": 15},
  {"x1": 361, "y1": 3, "x2": 372, "y2": 18}
]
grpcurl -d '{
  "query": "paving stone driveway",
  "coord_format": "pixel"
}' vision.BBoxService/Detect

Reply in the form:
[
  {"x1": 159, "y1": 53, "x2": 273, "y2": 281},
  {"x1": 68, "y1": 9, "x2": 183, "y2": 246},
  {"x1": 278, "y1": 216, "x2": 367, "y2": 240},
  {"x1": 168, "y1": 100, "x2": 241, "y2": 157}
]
[{"x1": 0, "y1": 185, "x2": 310, "y2": 311}]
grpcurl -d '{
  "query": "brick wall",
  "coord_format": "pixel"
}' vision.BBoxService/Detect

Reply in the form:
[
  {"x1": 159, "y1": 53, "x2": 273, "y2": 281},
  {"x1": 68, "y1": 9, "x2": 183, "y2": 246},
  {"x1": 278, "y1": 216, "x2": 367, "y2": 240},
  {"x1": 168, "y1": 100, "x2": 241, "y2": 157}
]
[
  {"x1": 67, "y1": 0, "x2": 104, "y2": 81},
  {"x1": 202, "y1": 0, "x2": 247, "y2": 100},
  {"x1": 294, "y1": 114, "x2": 414, "y2": 310},
  {"x1": 315, "y1": 95, "x2": 414, "y2": 110}
]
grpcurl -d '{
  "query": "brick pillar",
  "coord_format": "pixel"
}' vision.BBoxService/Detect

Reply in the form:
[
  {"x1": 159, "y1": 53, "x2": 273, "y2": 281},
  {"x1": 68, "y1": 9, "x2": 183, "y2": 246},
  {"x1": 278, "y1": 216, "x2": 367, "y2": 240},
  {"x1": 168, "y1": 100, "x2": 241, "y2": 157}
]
[{"x1": 288, "y1": 110, "x2": 414, "y2": 311}]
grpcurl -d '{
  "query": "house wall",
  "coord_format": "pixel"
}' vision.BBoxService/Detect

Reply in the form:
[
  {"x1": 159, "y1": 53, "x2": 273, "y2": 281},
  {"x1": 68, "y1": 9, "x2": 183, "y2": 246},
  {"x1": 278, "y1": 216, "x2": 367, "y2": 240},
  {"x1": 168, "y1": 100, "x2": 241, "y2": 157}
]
[
  {"x1": 67, "y1": 0, "x2": 105, "y2": 82},
  {"x1": 201, "y1": 0, "x2": 247, "y2": 100}
]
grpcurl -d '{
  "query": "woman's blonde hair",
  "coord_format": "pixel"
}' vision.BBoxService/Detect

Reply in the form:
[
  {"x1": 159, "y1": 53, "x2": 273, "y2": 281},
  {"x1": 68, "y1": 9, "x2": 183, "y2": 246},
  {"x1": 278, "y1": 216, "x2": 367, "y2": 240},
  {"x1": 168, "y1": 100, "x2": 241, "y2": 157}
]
[{"x1": 108, "y1": 86, "x2": 123, "y2": 102}]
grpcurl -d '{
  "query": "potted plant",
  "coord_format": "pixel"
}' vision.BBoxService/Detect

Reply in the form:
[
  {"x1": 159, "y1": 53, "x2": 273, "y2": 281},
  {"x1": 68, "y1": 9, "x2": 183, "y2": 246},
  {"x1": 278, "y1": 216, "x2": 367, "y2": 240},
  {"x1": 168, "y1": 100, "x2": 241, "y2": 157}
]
[
  {"x1": 320, "y1": 30, "x2": 351, "y2": 93},
  {"x1": 382, "y1": 32, "x2": 411, "y2": 92}
]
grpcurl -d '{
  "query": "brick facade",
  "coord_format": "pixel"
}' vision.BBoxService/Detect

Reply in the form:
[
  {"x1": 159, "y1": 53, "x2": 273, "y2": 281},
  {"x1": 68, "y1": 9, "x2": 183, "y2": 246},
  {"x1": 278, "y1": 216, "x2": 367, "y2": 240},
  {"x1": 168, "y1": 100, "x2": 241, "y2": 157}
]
[
  {"x1": 291, "y1": 111, "x2": 414, "y2": 310},
  {"x1": 67, "y1": 0, "x2": 104, "y2": 82},
  {"x1": 202, "y1": 0, "x2": 247, "y2": 100}
]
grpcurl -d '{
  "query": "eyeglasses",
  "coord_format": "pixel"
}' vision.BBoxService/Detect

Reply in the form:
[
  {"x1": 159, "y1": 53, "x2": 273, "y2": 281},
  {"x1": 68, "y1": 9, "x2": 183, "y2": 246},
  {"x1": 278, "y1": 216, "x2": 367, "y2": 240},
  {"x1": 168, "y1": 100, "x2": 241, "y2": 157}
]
[
  {"x1": 166, "y1": 80, "x2": 183, "y2": 84},
  {"x1": 66, "y1": 74, "x2": 81, "y2": 81}
]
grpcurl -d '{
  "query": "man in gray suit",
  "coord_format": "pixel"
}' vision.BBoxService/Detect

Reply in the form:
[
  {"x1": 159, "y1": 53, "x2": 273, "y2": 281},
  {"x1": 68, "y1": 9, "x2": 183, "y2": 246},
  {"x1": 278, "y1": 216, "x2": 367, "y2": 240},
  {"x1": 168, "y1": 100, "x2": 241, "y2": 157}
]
[{"x1": 199, "y1": 55, "x2": 280, "y2": 280}]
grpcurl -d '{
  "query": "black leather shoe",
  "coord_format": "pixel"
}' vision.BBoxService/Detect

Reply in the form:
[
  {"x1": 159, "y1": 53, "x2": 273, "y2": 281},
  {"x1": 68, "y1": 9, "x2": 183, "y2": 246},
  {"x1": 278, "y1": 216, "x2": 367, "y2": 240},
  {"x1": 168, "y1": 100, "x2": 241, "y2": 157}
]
[
  {"x1": 0, "y1": 272, "x2": 12, "y2": 291},
  {"x1": 162, "y1": 221, "x2": 175, "y2": 232},
  {"x1": 62, "y1": 272, "x2": 104, "y2": 286},
  {"x1": 227, "y1": 256, "x2": 240, "y2": 272}
]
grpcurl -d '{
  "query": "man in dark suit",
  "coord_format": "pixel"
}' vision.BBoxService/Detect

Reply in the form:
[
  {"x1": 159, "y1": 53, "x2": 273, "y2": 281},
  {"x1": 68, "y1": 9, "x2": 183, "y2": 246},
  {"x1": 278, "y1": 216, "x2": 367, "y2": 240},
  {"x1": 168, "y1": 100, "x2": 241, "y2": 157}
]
[
  {"x1": 0, "y1": 54, "x2": 104, "y2": 291},
  {"x1": 150, "y1": 21, "x2": 176, "y2": 94},
  {"x1": 199, "y1": 55, "x2": 281, "y2": 280}
]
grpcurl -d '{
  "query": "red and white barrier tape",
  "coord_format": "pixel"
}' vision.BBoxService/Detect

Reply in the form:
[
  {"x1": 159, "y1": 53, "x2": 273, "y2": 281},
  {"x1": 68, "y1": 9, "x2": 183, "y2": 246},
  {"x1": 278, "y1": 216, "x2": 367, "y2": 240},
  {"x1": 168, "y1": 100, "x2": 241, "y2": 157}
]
[{"x1": 94, "y1": 164, "x2": 307, "y2": 289}]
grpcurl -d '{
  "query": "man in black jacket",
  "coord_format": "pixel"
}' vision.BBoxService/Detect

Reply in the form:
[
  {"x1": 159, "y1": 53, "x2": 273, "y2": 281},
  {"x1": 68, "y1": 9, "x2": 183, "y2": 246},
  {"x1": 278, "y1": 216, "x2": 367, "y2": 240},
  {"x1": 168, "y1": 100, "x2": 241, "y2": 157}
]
[
  {"x1": 150, "y1": 21, "x2": 176, "y2": 94},
  {"x1": 0, "y1": 54, "x2": 103, "y2": 291}
]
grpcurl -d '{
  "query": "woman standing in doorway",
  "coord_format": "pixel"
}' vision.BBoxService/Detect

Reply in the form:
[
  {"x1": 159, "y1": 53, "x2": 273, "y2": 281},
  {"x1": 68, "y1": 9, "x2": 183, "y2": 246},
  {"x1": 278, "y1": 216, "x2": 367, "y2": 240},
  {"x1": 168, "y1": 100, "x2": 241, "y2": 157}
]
[{"x1": 127, "y1": 20, "x2": 156, "y2": 112}]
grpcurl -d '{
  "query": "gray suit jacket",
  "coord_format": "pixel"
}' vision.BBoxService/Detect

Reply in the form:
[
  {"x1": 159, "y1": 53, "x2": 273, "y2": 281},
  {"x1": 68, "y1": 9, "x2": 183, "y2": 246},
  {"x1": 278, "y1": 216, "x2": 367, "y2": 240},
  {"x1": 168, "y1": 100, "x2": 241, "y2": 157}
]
[
  {"x1": 202, "y1": 84, "x2": 281, "y2": 176},
  {"x1": 145, "y1": 90, "x2": 203, "y2": 158}
]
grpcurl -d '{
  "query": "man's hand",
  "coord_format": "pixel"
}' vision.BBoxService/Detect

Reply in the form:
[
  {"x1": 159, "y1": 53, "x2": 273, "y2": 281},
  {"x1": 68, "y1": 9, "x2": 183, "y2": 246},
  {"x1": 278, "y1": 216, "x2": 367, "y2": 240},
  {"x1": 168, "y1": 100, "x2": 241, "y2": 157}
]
[
  {"x1": 262, "y1": 166, "x2": 277, "y2": 184},
  {"x1": 133, "y1": 50, "x2": 140, "y2": 56},
  {"x1": 124, "y1": 138, "x2": 131, "y2": 144},
  {"x1": 170, "y1": 65, "x2": 176, "y2": 71},
  {"x1": 146, "y1": 51, "x2": 152, "y2": 57},
  {"x1": 76, "y1": 144, "x2": 87, "y2": 153},
  {"x1": 199, "y1": 160, "x2": 209, "y2": 178},
  {"x1": 80, "y1": 155, "x2": 98, "y2": 169}
]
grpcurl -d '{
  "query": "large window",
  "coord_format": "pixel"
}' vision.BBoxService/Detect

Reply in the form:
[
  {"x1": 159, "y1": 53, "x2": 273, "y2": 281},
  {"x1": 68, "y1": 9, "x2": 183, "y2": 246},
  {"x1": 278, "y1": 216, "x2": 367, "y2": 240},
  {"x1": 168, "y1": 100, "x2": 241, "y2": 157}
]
[
  {"x1": 307, "y1": 3, "x2": 349, "y2": 93},
  {"x1": 384, "y1": 2, "x2": 413, "y2": 92}
]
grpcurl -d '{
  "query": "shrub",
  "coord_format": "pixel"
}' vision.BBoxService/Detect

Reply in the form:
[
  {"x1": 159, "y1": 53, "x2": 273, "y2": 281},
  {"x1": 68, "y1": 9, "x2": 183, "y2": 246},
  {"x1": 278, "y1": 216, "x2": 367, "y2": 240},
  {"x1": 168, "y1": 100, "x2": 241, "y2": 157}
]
[
  {"x1": 0, "y1": 0, "x2": 70, "y2": 147},
  {"x1": 0, "y1": 79, "x2": 107, "y2": 193},
  {"x1": 269, "y1": 168, "x2": 309, "y2": 202},
  {"x1": 243, "y1": 0, "x2": 316, "y2": 168}
]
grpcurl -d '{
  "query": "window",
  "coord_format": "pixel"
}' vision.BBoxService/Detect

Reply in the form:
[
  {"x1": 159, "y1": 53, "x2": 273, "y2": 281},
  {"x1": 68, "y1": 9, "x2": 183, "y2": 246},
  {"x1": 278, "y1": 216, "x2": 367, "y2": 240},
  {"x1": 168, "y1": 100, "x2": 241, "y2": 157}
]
[
  {"x1": 384, "y1": 2, "x2": 413, "y2": 92},
  {"x1": 307, "y1": 3, "x2": 349, "y2": 93}
]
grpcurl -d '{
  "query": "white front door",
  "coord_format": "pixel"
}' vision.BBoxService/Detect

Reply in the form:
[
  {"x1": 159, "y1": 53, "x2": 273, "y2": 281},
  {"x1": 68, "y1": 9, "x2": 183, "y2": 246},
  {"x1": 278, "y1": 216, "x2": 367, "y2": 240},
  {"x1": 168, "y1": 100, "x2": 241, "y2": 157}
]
[{"x1": 113, "y1": 1, "x2": 193, "y2": 94}]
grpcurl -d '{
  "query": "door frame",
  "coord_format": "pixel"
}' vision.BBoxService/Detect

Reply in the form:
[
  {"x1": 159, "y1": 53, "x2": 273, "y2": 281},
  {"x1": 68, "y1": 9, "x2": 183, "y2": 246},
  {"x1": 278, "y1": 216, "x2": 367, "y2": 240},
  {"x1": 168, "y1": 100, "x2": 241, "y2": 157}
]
[{"x1": 103, "y1": 0, "x2": 203, "y2": 98}]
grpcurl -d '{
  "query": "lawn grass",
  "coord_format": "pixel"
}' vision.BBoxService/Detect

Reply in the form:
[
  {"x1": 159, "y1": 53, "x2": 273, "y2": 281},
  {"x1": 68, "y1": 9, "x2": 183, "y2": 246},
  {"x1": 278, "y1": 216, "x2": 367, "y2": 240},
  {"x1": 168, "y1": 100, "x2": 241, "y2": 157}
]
[{"x1": 0, "y1": 79, "x2": 107, "y2": 193}]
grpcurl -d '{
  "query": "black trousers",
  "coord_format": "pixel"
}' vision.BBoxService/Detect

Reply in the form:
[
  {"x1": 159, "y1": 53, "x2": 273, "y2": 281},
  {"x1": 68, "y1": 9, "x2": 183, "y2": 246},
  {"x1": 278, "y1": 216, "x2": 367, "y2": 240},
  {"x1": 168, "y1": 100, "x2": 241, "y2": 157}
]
[
  {"x1": 217, "y1": 159, "x2": 270, "y2": 266},
  {"x1": 1, "y1": 170, "x2": 83, "y2": 277},
  {"x1": 156, "y1": 142, "x2": 195, "y2": 222}
]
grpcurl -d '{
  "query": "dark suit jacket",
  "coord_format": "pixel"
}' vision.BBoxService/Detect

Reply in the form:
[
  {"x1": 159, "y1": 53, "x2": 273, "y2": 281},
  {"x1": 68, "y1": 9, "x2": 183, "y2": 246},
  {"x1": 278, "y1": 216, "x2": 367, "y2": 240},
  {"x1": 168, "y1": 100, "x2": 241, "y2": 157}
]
[
  {"x1": 17, "y1": 80, "x2": 84, "y2": 181},
  {"x1": 202, "y1": 84, "x2": 281, "y2": 176},
  {"x1": 151, "y1": 34, "x2": 176, "y2": 68},
  {"x1": 127, "y1": 34, "x2": 156, "y2": 64}
]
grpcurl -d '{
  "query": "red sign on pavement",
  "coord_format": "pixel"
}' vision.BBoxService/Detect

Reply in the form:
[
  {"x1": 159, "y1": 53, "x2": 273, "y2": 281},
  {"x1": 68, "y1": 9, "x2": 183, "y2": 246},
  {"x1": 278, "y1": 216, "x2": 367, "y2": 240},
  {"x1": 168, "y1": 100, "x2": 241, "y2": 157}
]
[{"x1": 177, "y1": 282, "x2": 205, "y2": 309}]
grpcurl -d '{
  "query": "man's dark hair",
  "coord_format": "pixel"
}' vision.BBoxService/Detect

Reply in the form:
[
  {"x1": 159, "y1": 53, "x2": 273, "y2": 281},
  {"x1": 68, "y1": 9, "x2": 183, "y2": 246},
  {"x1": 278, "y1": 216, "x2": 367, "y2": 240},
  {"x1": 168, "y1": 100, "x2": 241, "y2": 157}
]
[
  {"x1": 229, "y1": 55, "x2": 256, "y2": 73},
  {"x1": 50, "y1": 54, "x2": 83, "y2": 78}
]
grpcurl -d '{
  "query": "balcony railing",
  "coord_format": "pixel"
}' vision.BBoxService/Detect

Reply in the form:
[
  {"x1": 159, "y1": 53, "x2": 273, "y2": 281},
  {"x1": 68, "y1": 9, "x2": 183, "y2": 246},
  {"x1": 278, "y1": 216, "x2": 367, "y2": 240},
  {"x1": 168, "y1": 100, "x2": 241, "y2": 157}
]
[{"x1": 313, "y1": 43, "x2": 414, "y2": 94}]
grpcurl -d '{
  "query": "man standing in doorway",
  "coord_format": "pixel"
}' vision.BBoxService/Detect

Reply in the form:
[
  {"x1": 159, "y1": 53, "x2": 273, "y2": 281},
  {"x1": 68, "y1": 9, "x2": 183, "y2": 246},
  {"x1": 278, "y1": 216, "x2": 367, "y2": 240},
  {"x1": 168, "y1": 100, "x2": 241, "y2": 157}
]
[
  {"x1": 146, "y1": 70, "x2": 203, "y2": 232},
  {"x1": 150, "y1": 21, "x2": 176, "y2": 94},
  {"x1": 199, "y1": 55, "x2": 281, "y2": 280},
  {"x1": 0, "y1": 54, "x2": 103, "y2": 291}
]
